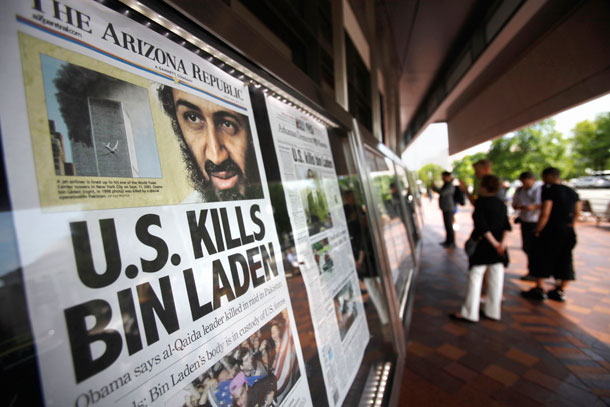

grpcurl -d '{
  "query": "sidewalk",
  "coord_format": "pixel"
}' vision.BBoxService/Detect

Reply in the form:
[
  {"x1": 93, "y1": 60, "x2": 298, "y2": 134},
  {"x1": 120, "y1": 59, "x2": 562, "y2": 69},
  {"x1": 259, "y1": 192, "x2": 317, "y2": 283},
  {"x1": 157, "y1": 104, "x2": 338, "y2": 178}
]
[{"x1": 399, "y1": 198, "x2": 610, "y2": 406}]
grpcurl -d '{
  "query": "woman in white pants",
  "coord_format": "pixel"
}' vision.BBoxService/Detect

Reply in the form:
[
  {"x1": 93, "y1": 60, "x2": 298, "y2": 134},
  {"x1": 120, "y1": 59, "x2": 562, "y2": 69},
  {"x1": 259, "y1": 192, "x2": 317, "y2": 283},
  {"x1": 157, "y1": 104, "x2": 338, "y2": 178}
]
[{"x1": 451, "y1": 175, "x2": 510, "y2": 322}]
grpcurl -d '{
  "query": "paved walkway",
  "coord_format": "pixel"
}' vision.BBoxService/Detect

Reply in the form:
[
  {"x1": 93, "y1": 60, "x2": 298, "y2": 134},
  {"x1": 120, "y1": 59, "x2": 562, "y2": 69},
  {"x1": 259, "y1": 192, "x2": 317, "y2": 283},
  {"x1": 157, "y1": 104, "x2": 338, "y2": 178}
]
[{"x1": 398, "y1": 198, "x2": 610, "y2": 406}]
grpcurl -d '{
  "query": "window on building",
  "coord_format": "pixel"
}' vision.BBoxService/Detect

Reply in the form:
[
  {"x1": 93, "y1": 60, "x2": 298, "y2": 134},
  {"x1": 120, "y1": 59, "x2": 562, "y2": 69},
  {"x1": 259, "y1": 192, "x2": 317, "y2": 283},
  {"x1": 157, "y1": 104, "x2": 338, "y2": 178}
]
[
  {"x1": 346, "y1": 32, "x2": 372, "y2": 131},
  {"x1": 238, "y1": 0, "x2": 334, "y2": 91}
]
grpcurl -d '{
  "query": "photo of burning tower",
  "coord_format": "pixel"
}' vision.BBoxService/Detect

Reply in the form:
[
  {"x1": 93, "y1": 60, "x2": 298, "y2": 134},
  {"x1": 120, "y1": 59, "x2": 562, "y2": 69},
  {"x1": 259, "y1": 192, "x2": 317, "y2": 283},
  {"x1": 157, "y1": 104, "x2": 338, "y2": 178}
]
[
  {"x1": 41, "y1": 55, "x2": 161, "y2": 178},
  {"x1": 71, "y1": 96, "x2": 139, "y2": 177}
]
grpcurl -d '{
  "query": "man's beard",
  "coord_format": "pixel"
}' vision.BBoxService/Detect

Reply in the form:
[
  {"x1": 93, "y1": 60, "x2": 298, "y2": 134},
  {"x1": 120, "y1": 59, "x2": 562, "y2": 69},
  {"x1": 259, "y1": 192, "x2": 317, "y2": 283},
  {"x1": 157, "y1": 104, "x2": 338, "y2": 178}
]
[{"x1": 179, "y1": 142, "x2": 254, "y2": 202}]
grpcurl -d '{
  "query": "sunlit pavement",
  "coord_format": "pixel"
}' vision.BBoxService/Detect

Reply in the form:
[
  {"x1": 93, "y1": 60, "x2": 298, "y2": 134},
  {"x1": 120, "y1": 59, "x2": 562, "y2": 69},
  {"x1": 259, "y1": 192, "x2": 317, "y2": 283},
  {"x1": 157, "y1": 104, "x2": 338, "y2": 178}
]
[{"x1": 398, "y1": 197, "x2": 610, "y2": 406}]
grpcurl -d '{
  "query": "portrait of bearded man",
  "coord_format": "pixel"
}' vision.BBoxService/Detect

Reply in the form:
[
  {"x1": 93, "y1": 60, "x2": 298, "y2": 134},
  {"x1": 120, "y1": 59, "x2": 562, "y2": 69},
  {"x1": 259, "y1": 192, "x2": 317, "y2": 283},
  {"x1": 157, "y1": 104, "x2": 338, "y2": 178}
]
[{"x1": 158, "y1": 85, "x2": 263, "y2": 202}]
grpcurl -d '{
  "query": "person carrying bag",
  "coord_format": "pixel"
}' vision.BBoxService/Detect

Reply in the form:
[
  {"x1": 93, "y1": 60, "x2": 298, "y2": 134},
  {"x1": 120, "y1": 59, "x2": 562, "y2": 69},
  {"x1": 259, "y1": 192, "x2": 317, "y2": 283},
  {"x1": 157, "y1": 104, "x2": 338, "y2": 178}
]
[{"x1": 451, "y1": 175, "x2": 511, "y2": 322}]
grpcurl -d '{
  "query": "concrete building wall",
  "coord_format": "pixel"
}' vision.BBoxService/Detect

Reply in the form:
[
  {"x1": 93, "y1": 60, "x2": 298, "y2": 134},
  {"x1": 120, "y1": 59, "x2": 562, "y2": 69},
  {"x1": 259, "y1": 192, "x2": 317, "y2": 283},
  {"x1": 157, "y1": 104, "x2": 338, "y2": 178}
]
[{"x1": 447, "y1": 0, "x2": 610, "y2": 153}]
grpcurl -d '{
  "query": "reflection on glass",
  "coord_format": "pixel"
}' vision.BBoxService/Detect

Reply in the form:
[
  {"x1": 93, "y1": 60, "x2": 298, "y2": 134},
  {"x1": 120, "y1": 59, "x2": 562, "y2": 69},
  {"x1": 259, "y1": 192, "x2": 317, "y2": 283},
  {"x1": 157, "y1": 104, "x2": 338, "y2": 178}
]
[
  {"x1": 260, "y1": 102, "x2": 399, "y2": 406},
  {"x1": 395, "y1": 165, "x2": 421, "y2": 247},
  {"x1": 0, "y1": 157, "x2": 43, "y2": 405},
  {"x1": 332, "y1": 134, "x2": 396, "y2": 406},
  {"x1": 407, "y1": 170, "x2": 425, "y2": 237},
  {"x1": 272, "y1": 127, "x2": 401, "y2": 405},
  {"x1": 365, "y1": 149, "x2": 415, "y2": 306}
]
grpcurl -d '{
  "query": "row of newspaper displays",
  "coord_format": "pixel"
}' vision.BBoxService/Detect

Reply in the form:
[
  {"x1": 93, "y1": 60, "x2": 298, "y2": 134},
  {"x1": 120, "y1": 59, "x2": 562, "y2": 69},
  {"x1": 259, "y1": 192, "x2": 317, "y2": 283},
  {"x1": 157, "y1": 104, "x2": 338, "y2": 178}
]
[{"x1": 0, "y1": 1, "x2": 369, "y2": 406}]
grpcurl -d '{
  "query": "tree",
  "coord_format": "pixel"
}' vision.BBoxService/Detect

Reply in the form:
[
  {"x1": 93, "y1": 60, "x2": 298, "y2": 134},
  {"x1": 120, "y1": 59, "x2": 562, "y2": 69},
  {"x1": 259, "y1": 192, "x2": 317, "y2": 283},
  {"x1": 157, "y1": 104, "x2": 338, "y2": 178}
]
[
  {"x1": 417, "y1": 163, "x2": 445, "y2": 187},
  {"x1": 487, "y1": 119, "x2": 572, "y2": 180},
  {"x1": 571, "y1": 113, "x2": 610, "y2": 173}
]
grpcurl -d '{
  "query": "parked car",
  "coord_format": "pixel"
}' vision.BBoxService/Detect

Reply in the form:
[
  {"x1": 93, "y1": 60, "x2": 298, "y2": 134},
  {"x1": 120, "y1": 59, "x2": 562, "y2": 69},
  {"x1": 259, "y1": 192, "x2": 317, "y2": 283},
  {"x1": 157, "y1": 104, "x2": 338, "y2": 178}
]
[{"x1": 569, "y1": 176, "x2": 610, "y2": 189}]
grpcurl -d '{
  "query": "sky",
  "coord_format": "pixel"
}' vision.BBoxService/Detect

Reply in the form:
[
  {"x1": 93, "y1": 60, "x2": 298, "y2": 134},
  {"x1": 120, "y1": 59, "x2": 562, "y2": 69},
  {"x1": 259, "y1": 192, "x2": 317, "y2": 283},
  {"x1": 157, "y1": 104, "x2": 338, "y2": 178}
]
[
  {"x1": 402, "y1": 93, "x2": 610, "y2": 171},
  {"x1": 401, "y1": 123, "x2": 450, "y2": 170}
]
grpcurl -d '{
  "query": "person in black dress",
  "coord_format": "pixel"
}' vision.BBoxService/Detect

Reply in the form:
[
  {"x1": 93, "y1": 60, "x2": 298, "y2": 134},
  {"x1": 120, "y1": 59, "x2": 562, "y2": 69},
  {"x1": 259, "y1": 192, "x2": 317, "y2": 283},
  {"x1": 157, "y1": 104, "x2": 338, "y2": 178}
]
[
  {"x1": 522, "y1": 167, "x2": 581, "y2": 302},
  {"x1": 452, "y1": 175, "x2": 511, "y2": 322}
]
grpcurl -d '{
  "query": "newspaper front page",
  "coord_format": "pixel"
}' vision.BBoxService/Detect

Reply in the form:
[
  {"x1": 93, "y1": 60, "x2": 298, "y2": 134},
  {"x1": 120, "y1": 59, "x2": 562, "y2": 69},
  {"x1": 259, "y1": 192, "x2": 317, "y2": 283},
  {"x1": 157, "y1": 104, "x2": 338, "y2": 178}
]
[
  {"x1": 0, "y1": 1, "x2": 312, "y2": 406},
  {"x1": 265, "y1": 97, "x2": 370, "y2": 407}
]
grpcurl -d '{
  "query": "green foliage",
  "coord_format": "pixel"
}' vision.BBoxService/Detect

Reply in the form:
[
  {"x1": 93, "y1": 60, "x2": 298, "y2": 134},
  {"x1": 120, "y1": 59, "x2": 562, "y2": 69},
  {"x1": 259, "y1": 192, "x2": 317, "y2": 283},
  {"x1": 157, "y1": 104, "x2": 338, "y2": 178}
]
[
  {"x1": 371, "y1": 174, "x2": 396, "y2": 203},
  {"x1": 487, "y1": 119, "x2": 572, "y2": 180},
  {"x1": 571, "y1": 113, "x2": 610, "y2": 173},
  {"x1": 338, "y1": 176, "x2": 365, "y2": 205},
  {"x1": 419, "y1": 112, "x2": 609, "y2": 184},
  {"x1": 408, "y1": 171, "x2": 423, "y2": 197},
  {"x1": 417, "y1": 163, "x2": 445, "y2": 187}
]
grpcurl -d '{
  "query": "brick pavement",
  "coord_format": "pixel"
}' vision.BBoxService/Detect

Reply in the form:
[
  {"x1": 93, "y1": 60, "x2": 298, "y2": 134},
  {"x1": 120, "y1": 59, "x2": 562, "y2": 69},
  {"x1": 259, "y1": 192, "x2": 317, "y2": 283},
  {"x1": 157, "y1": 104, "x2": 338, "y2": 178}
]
[{"x1": 399, "y1": 198, "x2": 610, "y2": 406}]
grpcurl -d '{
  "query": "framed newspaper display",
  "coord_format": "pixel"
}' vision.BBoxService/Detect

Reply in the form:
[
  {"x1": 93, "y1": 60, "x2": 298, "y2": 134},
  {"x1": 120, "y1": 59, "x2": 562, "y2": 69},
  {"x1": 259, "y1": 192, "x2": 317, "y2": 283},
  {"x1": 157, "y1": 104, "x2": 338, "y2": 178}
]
[
  {"x1": 0, "y1": 1, "x2": 313, "y2": 406},
  {"x1": 264, "y1": 96, "x2": 370, "y2": 407}
]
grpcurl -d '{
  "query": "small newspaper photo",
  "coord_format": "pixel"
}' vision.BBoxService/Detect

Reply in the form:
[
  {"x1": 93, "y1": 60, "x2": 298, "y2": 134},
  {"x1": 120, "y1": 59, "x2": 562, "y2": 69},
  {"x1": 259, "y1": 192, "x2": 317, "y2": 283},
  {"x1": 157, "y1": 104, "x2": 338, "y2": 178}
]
[
  {"x1": 168, "y1": 309, "x2": 301, "y2": 407},
  {"x1": 297, "y1": 167, "x2": 333, "y2": 235}
]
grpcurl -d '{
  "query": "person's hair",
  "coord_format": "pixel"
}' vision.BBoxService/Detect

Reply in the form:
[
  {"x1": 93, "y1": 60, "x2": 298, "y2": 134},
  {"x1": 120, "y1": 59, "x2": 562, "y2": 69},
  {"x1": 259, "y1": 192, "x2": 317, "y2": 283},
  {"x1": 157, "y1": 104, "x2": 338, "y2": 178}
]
[
  {"x1": 480, "y1": 174, "x2": 500, "y2": 194},
  {"x1": 157, "y1": 84, "x2": 180, "y2": 132},
  {"x1": 542, "y1": 167, "x2": 560, "y2": 179},
  {"x1": 270, "y1": 314, "x2": 286, "y2": 334},
  {"x1": 473, "y1": 159, "x2": 492, "y2": 169},
  {"x1": 222, "y1": 356, "x2": 239, "y2": 371},
  {"x1": 442, "y1": 171, "x2": 452, "y2": 177},
  {"x1": 236, "y1": 347, "x2": 251, "y2": 365},
  {"x1": 519, "y1": 171, "x2": 535, "y2": 180}
]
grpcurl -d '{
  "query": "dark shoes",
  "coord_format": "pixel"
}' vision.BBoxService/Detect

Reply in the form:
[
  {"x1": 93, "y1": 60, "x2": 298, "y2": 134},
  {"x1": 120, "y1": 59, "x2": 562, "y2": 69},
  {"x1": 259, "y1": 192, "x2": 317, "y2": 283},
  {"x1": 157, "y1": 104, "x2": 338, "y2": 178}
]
[
  {"x1": 520, "y1": 274, "x2": 537, "y2": 281},
  {"x1": 521, "y1": 287, "x2": 547, "y2": 300},
  {"x1": 547, "y1": 288, "x2": 566, "y2": 302},
  {"x1": 522, "y1": 287, "x2": 566, "y2": 302},
  {"x1": 441, "y1": 242, "x2": 456, "y2": 248}
]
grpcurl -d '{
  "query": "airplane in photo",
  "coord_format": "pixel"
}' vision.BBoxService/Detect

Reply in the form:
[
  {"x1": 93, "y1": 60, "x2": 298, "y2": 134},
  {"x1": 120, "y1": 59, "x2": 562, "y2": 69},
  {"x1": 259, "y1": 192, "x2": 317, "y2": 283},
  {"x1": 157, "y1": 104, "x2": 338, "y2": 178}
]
[{"x1": 101, "y1": 140, "x2": 119, "y2": 156}]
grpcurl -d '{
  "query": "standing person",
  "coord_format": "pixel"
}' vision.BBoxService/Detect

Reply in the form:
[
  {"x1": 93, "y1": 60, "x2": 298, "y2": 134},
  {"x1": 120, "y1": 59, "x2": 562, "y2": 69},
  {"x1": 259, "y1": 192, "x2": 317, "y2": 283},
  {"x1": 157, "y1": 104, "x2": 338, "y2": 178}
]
[
  {"x1": 431, "y1": 171, "x2": 456, "y2": 248},
  {"x1": 451, "y1": 175, "x2": 511, "y2": 322},
  {"x1": 458, "y1": 159, "x2": 498, "y2": 299},
  {"x1": 459, "y1": 159, "x2": 493, "y2": 205},
  {"x1": 452, "y1": 181, "x2": 466, "y2": 230},
  {"x1": 512, "y1": 172, "x2": 542, "y2": 281},
  {"x1": 522, "y1": 167, "x2": 581, "y2": 301}
]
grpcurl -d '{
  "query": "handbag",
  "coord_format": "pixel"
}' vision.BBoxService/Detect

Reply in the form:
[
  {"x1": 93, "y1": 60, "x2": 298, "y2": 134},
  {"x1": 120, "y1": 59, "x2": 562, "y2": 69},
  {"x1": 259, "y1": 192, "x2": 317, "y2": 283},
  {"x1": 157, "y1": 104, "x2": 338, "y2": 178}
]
[{"x1": 464, "y1": 235, "x2": 480, "y2": 257}]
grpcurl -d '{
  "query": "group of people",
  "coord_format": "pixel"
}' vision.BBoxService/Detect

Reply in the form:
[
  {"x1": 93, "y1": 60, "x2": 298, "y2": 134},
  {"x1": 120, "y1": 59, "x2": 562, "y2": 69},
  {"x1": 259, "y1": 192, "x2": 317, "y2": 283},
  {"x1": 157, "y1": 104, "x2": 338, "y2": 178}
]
[
  {"x1": 430, "y1": 159, "x2": 580, "y2": 323},
  {"x1": 515, "y1": 167, "x2": 581, "y2": 301},
  {"x1": 176, "y1": 312, "x2": 299, "y2": 407}
]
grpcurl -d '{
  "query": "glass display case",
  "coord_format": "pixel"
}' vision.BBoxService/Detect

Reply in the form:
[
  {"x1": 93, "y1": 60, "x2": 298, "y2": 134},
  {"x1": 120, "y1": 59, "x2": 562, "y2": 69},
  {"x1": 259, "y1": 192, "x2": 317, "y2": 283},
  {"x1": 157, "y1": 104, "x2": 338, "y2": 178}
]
[{"x1": 0, "y1": 1, "x2": 423, "y2": 406}]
